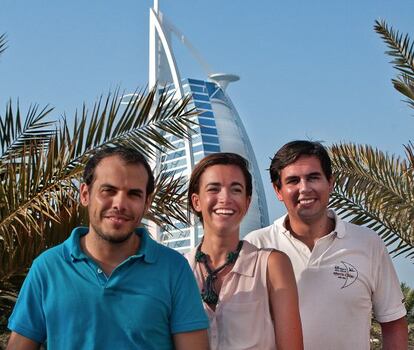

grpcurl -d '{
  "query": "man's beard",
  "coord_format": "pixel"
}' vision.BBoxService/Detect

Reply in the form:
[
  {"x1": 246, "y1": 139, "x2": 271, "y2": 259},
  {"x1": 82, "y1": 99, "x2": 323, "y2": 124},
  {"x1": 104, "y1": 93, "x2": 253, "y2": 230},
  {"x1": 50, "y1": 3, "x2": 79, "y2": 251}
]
[{"x1": 91, "y1": 222, "x2": 135, "y2": 244}]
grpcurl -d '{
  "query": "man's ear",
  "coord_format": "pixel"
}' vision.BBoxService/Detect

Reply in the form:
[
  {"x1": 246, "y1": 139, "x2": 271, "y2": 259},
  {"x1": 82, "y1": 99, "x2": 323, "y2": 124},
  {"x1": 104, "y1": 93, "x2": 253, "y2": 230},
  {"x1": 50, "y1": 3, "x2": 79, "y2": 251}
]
[
  {"x1": 273, "y1": 183, "x2": 284, "y2": 202},
  {"x1": 191, "y1": 193, "x2": 202, "y2": 213},
  {"x1": 328, "y1": 175, "x2": 335, "y2": 194},
  {"x1": 144, "y1": 194, "x2": 153, "y2": 214},
  {"x1": 80, "y1": 183, "x2": 90, "y2": 207}
]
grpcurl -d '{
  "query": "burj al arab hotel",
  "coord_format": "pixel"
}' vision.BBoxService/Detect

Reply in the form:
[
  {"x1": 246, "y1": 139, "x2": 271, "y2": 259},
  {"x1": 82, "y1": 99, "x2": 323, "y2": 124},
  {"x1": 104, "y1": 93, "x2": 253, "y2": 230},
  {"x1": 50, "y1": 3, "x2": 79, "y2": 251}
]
[{"x1": 149, "y1": 1, "x2": 269, "y2": 252}]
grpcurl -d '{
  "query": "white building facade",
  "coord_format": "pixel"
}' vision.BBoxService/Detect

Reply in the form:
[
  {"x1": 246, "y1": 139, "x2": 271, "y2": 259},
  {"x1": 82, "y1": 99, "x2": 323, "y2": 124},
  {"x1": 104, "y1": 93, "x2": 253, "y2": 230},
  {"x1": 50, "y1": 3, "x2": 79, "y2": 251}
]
[{"x1": 148, "y1": 2, "x2": 269, "y2": 252}]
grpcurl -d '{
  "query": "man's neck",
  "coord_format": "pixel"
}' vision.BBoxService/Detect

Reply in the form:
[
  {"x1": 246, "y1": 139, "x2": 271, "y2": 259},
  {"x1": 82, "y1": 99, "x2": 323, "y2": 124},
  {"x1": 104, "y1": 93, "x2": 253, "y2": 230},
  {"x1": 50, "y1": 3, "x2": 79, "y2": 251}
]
[
  {"x1": 286, "y1": 212, "x2": 335, "y2": 251},
  {"x1": 80, "y1": 231, "x2": 140, "y2": 276}
]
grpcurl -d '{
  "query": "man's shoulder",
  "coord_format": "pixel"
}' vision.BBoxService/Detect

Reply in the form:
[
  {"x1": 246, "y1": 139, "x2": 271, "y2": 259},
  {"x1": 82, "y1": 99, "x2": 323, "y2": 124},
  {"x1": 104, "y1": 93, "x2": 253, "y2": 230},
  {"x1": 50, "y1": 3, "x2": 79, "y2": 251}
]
[
  {"x1": 339, "y1": 218, "x2": 384, "y2": 245},
  {"x1": 19, "y1": 242, "x2": 68, "y2": 285},
  {"x1": 245, "y1": 224, "x2": 273, "y2": 240},
  {"x1": 244, "y1": 215, "x2": 286, "y2": 248},
  {"x1": 153, "y1": 239, "x2": 189, "y2": 266},
  {"x1": 32, "y1": 241, "x2": 67, "y2": 266}
]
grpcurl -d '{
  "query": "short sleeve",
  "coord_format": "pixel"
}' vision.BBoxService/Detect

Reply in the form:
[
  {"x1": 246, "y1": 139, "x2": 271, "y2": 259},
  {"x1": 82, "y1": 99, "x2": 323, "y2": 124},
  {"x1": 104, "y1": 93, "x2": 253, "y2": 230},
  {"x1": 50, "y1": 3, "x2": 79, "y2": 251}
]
[
  {"x1": 8, "y1": 258, "x2": 46, "y2": 343},
  {"x1": 372, "y1": 241, "x2": 406, "y2": 323},
  {"x1": 170, "y1": 259, "x2": 209, "y2": 334}
]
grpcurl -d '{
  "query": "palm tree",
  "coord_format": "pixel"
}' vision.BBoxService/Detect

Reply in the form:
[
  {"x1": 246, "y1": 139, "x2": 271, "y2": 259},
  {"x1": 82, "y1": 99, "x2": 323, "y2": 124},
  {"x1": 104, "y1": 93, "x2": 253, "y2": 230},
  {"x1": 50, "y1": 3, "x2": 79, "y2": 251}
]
[
  {"x1": 401, "y1": 282, "x2": 414, "y2": 323},
  {"x1": 0, "y1": 34, "x2": 196, "y2": 324},
  {"x1": 329, "y1": 20, "x2": 414, "y2": 261}
]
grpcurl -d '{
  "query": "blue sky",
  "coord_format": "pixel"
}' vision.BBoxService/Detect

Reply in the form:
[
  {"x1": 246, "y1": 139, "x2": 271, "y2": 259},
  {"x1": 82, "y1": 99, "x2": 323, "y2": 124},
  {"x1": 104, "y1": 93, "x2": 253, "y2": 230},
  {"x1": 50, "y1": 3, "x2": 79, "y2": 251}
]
[{"x1": 1, "y1": 0, "x2": 413, "y2": 284}]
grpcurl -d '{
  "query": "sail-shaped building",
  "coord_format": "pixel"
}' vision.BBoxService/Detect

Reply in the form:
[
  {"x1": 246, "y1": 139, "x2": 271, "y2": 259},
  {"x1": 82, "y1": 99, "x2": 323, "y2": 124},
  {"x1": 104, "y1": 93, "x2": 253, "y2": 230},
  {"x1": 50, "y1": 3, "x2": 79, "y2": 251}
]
[{"x1": 148, "y1": 1, "x2": 269, "y2": 252}]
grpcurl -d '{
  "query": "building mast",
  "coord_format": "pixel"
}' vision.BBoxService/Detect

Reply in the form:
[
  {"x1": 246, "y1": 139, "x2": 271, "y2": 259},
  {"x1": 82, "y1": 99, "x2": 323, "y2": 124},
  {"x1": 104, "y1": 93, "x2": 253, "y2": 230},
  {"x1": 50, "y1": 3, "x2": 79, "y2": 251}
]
[{"x1": 148, "y1": 0, "x2": 197, "y2": 247}]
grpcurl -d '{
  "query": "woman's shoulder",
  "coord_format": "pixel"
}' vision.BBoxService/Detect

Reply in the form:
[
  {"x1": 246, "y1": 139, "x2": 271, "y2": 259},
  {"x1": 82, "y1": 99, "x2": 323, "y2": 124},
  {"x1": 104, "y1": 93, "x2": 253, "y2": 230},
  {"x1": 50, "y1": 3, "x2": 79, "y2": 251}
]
[{"x1": 267, "y1": 249, "x2": 292, "y2": 269}]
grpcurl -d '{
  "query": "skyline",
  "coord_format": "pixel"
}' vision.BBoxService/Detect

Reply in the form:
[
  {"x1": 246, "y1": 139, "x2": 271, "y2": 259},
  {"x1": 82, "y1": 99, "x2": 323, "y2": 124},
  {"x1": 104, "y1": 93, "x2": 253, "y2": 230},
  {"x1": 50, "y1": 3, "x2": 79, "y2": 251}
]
[{"x1": 0, "y1": 0, "x2": 413, "y2": 284}]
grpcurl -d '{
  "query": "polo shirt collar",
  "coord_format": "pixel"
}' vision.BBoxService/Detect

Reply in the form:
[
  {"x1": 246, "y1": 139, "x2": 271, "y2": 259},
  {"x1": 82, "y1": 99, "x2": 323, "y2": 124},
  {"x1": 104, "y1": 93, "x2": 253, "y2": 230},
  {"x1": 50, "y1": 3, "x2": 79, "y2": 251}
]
[
  {"x1": 134, "y1": 227, "x2": 158, "y2": 263},
  {"x1": 328, "y1": 210, "x2": 346, "y2": 238},
  {"x1": 67, "y1": 227, "x2": 89, "y2": 261},
  {"x1": 276, "y1": 209, "x2": 347, "y2": 239},
  {"x1": 66, "y1": 226, "x2": 159, "y2": 263}
]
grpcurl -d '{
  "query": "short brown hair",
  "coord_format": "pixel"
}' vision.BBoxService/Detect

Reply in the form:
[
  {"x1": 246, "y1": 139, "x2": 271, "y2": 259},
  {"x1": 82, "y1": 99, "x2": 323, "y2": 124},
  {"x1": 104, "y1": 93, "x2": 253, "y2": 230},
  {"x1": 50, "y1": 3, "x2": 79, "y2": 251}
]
[
  {"x1": 83, "y1": 146, "x2": 155, "y2": 198},
  {"x1": 269, "y1": 140, "x2": 332, "y2": 189}
]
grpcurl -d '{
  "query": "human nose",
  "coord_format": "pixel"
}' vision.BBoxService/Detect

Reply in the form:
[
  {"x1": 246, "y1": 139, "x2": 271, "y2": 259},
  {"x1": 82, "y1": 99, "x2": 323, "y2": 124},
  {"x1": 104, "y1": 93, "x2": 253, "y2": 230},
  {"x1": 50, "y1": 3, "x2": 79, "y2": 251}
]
[
  {"x1": 218, "y1": 188, "x2": 231, "y2": 203},
  {"x1": 112, "y1": 191, "x2": 128, "y2": 211},
  {"x1": 299, "y1": 179, "x2": 311, "y2": 193}
]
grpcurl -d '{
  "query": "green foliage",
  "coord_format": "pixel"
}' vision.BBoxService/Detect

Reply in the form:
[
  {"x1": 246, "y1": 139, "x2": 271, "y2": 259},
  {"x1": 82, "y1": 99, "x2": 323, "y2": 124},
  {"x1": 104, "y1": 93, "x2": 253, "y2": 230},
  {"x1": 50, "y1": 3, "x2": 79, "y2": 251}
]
[
  {"x1": 374, "y1": 19, "x2": 414, "y2": 110},
  {"x1": 0, "y1": 35, "x2": 197, "y2": 323},
  {"x1": 401, "y1": 282, "x2": 414, "y2": 322},
  {"x1": 329, "y1": 20, "x2": 414, "y2": 261},
  {"x1": 330, "y1": 143, "x2": 414, "y2": 259}
]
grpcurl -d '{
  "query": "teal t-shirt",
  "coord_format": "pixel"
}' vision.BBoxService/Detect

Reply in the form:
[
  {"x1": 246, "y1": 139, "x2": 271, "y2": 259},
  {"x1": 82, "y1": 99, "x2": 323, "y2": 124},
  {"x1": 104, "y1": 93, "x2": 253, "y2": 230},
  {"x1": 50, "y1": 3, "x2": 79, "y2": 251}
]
[{"x1": 8, "y1": 227, "x2": 208, "y2": 349}]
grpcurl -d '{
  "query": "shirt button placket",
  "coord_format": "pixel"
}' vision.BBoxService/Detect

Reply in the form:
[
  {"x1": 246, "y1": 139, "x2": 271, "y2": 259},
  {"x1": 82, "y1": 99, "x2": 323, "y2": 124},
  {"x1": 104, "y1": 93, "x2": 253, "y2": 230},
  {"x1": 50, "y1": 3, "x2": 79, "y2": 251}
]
[{"x1": 96, "y1": 268, "x2": 107, "y2": 286}]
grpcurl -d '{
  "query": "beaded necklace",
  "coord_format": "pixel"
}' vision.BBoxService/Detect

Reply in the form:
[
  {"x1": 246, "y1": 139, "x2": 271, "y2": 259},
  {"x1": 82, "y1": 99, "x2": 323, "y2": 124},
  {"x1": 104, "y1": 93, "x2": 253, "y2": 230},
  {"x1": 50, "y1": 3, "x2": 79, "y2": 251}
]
[{"x1": 195, "y1": 240, "x2": 243, "y2": 305}]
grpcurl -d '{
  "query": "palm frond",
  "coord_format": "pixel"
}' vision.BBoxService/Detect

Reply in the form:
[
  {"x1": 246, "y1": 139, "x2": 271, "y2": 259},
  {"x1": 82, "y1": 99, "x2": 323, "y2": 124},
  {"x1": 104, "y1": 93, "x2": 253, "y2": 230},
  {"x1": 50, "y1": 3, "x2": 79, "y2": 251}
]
[
  {"x1": 0, "y1": 86, "x2": 195, "y2": 248},
  {"x1": 0, "y1": 139, "x2": 81, "y2": 247},
  {"x1": 0, "y1": 33, "x2": 7, "y2": 57},
  {"x1": 329, "y1": 143, "x2": 414, "y2": 260},
  {"x1": 404, "y1": 141, "x2": 414, "y2": 170},
  {"x1": 375, "y1": 19, "x2": 414, "y2": 111},
  {"x1": 0, "y1": 203, "x2": 87, "y2": 320},
  {"x1": 147, "y1": 170, "x2": 189, "y2": 230},
  {"x1": 0, "y1": 100, "x2": 55, "y2": 162},
  {"x1": 60, "y1": 87, "x2": 195, "y2": 169},
  {"x1": 392, "y1": 75, "x2": 414, "y2": 109},
  {"x1": 374, "y1": 19, "x2": 414, "y2": 79}
]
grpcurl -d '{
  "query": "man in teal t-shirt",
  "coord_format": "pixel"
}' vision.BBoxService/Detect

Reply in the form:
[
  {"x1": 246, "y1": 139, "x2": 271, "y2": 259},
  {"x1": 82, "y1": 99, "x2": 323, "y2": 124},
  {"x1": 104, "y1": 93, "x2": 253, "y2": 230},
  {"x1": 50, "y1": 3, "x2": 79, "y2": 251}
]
[{"x1": 7, "y1": 146, "x2": 209, "y2": 350}]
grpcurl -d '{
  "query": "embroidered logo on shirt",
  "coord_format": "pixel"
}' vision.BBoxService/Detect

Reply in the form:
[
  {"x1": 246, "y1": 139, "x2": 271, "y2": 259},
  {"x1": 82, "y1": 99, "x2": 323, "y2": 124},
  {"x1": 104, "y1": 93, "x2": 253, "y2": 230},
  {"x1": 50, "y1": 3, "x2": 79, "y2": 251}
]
[{"x1": 333, "y1": 261, "x2": 358, "y2": 289}]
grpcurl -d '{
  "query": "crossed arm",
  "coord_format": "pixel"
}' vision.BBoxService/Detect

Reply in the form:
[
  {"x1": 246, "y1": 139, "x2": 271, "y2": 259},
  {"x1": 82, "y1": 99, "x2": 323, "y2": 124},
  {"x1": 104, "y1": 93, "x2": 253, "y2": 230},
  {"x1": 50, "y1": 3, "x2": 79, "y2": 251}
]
[{"x1": 267, "y1": 250, "x2": 304, "y2": 350}]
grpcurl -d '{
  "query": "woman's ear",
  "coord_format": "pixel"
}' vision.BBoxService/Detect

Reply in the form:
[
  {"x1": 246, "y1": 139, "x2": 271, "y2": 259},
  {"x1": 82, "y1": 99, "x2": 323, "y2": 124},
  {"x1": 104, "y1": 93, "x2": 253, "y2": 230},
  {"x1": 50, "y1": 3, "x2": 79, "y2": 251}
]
[{"x1": 191, "y1": 193, "x2": 202, "y2": 212}]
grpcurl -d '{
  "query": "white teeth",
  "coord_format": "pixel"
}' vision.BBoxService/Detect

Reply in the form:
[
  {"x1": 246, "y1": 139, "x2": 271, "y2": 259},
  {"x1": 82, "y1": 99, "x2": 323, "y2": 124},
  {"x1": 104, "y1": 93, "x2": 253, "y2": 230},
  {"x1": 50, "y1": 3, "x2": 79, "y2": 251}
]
[
  {"x1": 214, "y1": 209, "x2": 235, "y2": 215},
  {"x1": 299, "y1": 199, "x2": 315, "y2": 204}
]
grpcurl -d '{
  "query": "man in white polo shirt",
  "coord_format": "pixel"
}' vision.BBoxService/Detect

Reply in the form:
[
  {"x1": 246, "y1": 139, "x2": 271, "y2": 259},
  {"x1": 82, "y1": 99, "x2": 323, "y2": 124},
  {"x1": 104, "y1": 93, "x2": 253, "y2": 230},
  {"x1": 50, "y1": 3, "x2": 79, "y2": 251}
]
[{"x1": 245, "y1": 140, "x2": 407, "y2": 350}]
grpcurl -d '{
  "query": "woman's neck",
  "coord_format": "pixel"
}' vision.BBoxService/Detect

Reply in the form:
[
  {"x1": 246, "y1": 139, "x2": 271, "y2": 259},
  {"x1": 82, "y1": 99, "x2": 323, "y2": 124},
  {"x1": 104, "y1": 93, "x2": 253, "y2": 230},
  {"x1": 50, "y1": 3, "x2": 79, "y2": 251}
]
[{"x1": 200, "y1": 233, "x2": 240, "y2": 268}]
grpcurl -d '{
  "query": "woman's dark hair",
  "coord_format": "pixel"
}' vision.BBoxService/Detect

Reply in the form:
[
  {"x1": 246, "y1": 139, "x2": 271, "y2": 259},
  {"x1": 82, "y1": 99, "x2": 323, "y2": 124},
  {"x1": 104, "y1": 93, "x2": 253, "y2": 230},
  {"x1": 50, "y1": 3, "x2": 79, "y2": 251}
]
[{"x1": 188, "y1": 152, "x2": 252, "y2": 222}]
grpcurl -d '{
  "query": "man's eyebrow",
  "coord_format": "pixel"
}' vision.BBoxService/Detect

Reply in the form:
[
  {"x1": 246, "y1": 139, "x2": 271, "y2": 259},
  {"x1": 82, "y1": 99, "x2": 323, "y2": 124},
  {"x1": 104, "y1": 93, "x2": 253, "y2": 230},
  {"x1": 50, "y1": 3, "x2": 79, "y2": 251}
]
[
  {"x1": 129, "y1": 188, "x2": 144, "y2": 194},
  {"x1": 307, "y1": 172, "x2": 323, "y2": 177},
  {"x1": 100, "y1": 183, "x2": 117, "y2": 189},
  {"x1": 100, "y1": 184, "x2": 144, "y2": 194},
  {"x1": 284, "y1": 172, "x2": 322, "y2": 181},
  {"x1": 283, "y1": 175, "x2": 299, "y2": 182}
]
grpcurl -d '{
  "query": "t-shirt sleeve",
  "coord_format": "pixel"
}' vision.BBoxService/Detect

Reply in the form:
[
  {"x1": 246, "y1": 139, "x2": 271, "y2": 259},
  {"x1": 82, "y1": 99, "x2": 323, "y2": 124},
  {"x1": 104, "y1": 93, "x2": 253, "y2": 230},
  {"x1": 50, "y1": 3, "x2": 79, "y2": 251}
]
[
  {"x1": 170, "y1": 258, "x2": 209, "y2": 334},
  {"x1": 8, "y1": 258, "x2": 46, "y2": 344},
  {"x1": 372, "y1": 240, "x2": 407, "y2": 323}
]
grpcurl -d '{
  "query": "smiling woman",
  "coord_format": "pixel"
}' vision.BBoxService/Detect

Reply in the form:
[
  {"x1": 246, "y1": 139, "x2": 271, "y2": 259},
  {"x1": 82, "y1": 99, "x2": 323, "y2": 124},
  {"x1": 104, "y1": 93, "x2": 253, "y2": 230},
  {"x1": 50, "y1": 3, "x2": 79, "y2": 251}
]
[{"x1": 185, "y1": 152, "x2": 304, "y2": 350}]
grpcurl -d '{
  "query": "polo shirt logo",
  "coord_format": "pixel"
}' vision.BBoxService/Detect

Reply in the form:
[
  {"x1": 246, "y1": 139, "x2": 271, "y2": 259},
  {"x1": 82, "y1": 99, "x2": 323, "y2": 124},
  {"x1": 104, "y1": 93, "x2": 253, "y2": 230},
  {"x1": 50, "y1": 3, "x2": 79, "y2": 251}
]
[{"x1": 333, "y1": 261, "x2": 358, "y2": 289}]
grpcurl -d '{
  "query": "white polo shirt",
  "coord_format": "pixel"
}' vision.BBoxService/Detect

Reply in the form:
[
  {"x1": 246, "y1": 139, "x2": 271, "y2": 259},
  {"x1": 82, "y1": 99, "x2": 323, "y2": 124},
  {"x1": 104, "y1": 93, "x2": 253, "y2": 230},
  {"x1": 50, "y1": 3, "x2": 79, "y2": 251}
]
[{"x1": 245, "y1": 210, "x2": 406, "y2": 350}]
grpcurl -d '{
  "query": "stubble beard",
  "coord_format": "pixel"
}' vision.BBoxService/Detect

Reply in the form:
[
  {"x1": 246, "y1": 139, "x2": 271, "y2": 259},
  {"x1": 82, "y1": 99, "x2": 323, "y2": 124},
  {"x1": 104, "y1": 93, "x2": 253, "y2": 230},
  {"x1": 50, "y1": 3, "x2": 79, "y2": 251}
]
[{"x1": 91, "y1": 222, "x2": 135, "y2": 244}]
